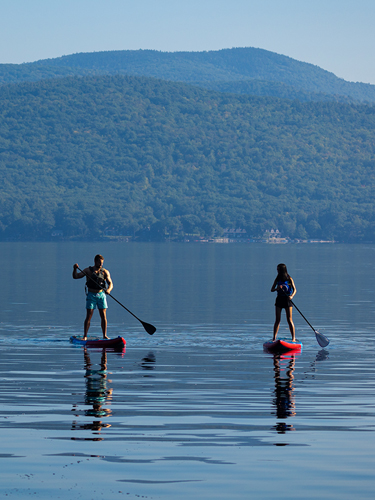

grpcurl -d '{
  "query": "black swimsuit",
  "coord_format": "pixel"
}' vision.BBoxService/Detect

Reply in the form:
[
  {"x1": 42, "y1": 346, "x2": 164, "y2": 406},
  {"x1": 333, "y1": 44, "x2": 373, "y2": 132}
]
[
  {"x1": 275, "y1": 295, "x2": 292, "y2": 309},
  {"x1": 275, "y1": 279, "x2": 293, "y2": 309}
]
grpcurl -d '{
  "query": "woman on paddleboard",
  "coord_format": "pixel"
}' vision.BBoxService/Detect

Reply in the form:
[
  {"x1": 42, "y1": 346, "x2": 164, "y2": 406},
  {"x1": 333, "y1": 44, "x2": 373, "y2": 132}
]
[{"x1": 271, "y1": 263, "x2": 296, "y2": 342}]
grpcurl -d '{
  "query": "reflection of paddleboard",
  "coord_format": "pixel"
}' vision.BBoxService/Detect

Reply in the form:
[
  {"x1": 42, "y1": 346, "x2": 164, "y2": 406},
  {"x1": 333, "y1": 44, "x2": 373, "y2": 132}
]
[
  {"x1": 263, "y1": 339, "x2": 302, "y2": 353},
  {"x1": 70, "y1": 336, "x2": 126, "y2": 349}
]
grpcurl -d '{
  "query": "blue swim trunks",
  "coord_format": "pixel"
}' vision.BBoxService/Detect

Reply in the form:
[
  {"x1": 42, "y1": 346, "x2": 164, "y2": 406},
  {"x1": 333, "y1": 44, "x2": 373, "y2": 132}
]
[{"x1": 86, "y1": 291, "x2": 108, "y2": 310}]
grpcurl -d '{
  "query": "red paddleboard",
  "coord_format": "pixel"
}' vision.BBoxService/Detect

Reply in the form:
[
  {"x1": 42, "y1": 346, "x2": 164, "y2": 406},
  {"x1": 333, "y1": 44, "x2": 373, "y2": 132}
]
[
  {"x1": 263, "y1": 339, "x2": 302, "y2": 353},
  {"x1": 70, "y1": 336, "x2": 126, "y2": 349}
]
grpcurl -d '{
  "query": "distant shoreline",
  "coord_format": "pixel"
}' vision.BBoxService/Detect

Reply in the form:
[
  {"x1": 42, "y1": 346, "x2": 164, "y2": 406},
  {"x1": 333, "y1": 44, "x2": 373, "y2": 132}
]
[{"x1": 0, "y1": 237, "x2": 341, "y2": 244}]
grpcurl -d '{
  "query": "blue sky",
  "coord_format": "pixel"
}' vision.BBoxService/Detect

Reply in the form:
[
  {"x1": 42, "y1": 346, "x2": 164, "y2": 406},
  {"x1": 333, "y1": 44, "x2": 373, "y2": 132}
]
[{"x1": 1, "y1": 0, "x2": 375, "y2": 84}]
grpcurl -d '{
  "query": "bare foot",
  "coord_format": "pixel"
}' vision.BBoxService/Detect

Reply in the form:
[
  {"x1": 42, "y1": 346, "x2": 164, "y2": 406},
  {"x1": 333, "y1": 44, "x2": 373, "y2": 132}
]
[{"x1": 103, "y1": 335, "x2": 110, "y2": 340}]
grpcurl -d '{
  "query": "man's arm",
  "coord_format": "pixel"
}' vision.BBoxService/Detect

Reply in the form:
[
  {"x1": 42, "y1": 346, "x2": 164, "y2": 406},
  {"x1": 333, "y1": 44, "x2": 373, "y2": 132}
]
[
  {"x1": 72, "y1": 264, "x2": 89, "y2": 279},
  {"x1": 104, "y1": 270, "x2": 113, "y2": 294}
]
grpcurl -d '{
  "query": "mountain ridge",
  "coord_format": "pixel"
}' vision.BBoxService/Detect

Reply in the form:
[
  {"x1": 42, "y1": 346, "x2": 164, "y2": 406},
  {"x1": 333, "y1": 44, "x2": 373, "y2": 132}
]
[{"x1": 1, "y1": 47, "x2": 374, "y2": 103}]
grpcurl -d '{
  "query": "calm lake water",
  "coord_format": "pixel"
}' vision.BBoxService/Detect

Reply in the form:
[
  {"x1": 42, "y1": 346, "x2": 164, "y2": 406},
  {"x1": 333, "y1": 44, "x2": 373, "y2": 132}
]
[{"x1": 1, "y1": 242, "x2": 375, "y2": 499}]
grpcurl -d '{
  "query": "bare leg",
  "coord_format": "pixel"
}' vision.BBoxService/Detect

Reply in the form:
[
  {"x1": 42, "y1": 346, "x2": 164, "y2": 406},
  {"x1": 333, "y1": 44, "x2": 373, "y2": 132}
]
[
  {"x1": 273, "y1": 307, "x2": 282, "y2": 341},
  {"x1": 84, "y1": 309, "x2": 94, "y2": 339},
  {"x1": 285, "y1": 306, "x2": 296, "y2": 341},
  {"x1": 99, "y1": 308, "x2": 109, "y2": 339}
]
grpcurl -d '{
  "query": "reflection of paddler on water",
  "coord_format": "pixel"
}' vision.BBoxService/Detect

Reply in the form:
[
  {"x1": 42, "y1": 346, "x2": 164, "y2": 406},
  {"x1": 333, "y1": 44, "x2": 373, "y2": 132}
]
[
  {"x1": 84, "y1": 348, "x2": 113, "y2": 418},
  {"x1": 141, "y1": 351, "x2": 156, "y2": 372},
  {"x1": 71, "y1": 348, "x2": 113, "y2": 434},
  {"x1": 271, "y1": 353, "x2": 297, "y2": 434}
]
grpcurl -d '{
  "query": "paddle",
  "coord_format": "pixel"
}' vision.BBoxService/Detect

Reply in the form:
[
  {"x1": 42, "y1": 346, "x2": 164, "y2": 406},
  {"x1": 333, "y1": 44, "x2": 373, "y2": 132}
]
[
  {"x1": 289, "y1": 298, "x2": 329, "y2": 347},
  {"x1": 280, "y1": 288, "x2": 329, "y2": 347},
  {"x1": 77, "y1": 267, "x2": 156, "y2": 335}
]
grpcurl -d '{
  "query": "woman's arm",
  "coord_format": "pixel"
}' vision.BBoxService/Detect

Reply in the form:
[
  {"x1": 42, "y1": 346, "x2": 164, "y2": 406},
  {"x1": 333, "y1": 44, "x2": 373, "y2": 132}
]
[
  {"x1": 271, "y1": 279, "x2": 278, "y2": 292},
  {"x1": 289, "y1": 277, "x2": 296, "y2": 299}
]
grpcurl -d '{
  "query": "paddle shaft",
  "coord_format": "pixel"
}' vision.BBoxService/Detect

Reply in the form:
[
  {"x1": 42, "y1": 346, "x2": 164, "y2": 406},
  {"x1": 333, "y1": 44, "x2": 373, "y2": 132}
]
[
  {"x1": 289, "y1": 298, "x2": 316, "y2": 333},
  {"x1": 77, "y1": 266, "x2": 156, "y2": 334},
  {"x1": 279, "y1": 287, "x2": 329, "y2": 346},
  {"x1": 279, "y1": 286, "x2": 316, "y2": 332}
]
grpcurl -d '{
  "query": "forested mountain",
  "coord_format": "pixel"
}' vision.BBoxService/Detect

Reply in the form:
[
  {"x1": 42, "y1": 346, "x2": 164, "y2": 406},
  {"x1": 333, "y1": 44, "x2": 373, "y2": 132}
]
[
  {"x1": 194, "y1": 80, "x2": 355, "y2": 103},
  {"x1": 0, "y1": 63, "x2": 91, "y2": 85},
  {"x1": 1, "y1": 47, "x2": 375, "y2": 103},
  {"x1": 0, "y1": 74, "x2": 374, "y2": 242}
]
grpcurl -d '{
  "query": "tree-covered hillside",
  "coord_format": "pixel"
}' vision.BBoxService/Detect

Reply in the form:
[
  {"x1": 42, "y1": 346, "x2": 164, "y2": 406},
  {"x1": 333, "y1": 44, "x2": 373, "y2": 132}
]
[
  {"x1": 1, "y1": 48, "x2": 375, "y2": 103},
  {"x1": 194, "y1": 80, "x2": 355, "y2": 103},
  {"x1": 0, "y1": 63, "x2": 93, "y2": 85},
  {"x1": 0, "y1": 74, "x2": 374, "y2": 242}
]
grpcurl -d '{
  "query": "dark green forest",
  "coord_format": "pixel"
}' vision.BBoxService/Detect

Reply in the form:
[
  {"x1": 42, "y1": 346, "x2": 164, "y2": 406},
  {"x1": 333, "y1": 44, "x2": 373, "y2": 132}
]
[{"x1": 0, "y1": 74, "x2": 374, "y2": 242}]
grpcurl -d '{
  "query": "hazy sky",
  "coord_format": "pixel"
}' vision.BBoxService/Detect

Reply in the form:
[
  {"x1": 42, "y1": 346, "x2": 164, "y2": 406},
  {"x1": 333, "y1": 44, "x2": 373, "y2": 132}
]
[{"x1": 1, "y1": 0, "x2": 374, "y2": 84}]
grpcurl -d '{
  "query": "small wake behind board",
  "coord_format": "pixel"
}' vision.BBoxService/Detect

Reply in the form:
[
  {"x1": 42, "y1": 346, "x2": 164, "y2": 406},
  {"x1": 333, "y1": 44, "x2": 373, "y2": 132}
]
[
  {"x1": 263, "y1": 339, "x2": 302, "y2": 354},
  {"x1": 70, "y1": 336, "x2": 126, "y2": 349}
]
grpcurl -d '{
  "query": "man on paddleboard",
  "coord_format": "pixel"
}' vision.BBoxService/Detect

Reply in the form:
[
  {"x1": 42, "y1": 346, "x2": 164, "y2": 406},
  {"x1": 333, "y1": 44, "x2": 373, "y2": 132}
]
[{"x1": 72, "y1": 254, "x2": 113, "y2": 340}]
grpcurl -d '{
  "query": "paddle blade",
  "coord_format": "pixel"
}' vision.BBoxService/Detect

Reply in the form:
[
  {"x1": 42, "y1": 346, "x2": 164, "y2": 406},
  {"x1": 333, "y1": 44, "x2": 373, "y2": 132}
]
[
  {"x1": 315, "y1": 330, "x2": 330, "y2": 348},
  {"x1": 142, "y1": 321, "x2": 156, "y2": 335}
]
